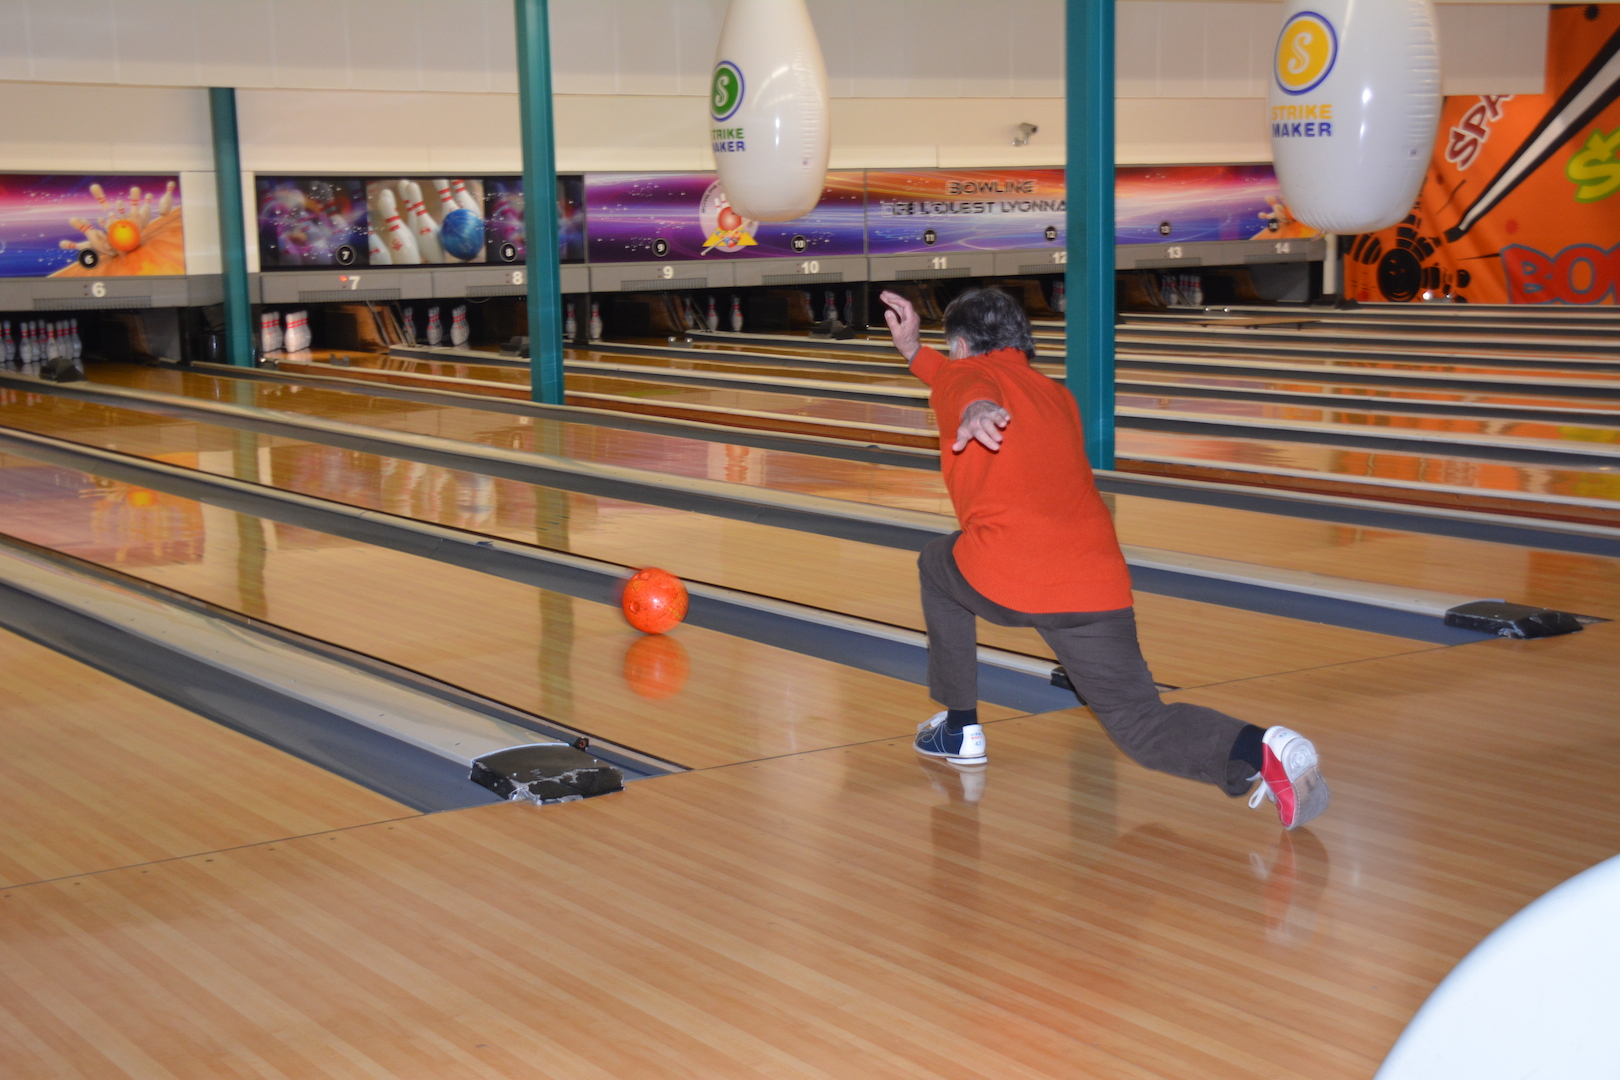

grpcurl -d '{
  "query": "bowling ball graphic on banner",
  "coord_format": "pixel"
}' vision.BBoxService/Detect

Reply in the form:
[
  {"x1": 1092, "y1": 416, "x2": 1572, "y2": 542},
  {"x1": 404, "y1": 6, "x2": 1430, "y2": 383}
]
[
  {"x1": 0, "y1": 174, "x2": 186, "y2": 278},
  {"x1": 440, "y1": 208, "x2": 485, "y2": 261},
  {"x1": 697, "y1": 180, "x2": 760, "y2": 254}
]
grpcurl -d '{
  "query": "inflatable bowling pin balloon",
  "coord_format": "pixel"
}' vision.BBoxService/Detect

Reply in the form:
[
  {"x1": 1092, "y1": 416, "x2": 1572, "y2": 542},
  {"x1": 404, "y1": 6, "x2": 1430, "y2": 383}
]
[
  {"x1": 710, "y1": 0, "x2": 830, "y2": 222},
  {"x1": 1268, "y1": 0, "x2": 1440, "y2": 233}
]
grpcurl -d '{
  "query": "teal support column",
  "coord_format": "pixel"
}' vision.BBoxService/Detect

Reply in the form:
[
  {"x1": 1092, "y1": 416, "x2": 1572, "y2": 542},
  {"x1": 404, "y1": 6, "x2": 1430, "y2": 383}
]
[
  {"x1": 1064, "y1": 0, "x2": 1115, "y2": 469},
  {"x1": 515, "y1": 0, "x2": 564, "y2": 405},
  {"x1": 208, "y1": 88, "x2": 255, "y2": 368}
]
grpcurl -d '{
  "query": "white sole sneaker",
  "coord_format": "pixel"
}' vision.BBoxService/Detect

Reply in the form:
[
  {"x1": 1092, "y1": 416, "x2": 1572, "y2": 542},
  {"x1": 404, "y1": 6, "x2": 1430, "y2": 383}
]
[
  {"x1": 1249, "y1": 725, "x2": 1330, "y2": 829},
  {"x1": 914, "y1": 712, "x2": 988, "y2": 765}
]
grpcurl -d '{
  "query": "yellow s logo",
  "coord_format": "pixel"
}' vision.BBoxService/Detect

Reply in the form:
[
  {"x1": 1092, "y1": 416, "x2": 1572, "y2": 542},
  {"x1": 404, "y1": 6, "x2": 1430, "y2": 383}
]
[
  {"x1": 1567, "y1": 127, "x2": 1620, "y2": 203},
  {"x1": 1275, "y1": 13, "x2": 1337, "y2": 95}
]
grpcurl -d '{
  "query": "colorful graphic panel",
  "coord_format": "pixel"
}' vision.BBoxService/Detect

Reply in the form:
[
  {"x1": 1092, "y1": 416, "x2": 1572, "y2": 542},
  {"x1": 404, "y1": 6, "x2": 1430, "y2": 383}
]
[
  {"x1": 1343, "y1": 7, "x2": 1620, "y2": 304},
  {"x1": 585, "y1": 172, "x2": 865, "y2": 262},
  {"x1": 865, "y1": 169, "x2": 1066, "y2": 254},
  {"x1": 256, "y1": 177, "x2": 367, "y2": 269},
  {"x1": 367, "y1": 178, "x2": 486, "y2": 265},
  {"x1": 484, "y1": 175, "x2": 586, "y2": 265},
  {"x1": 1116, "y1": 165, "x2": 1318, "y2": 244},
  {"x1": 0, "y1": 174, "x2": 185, "y2": 279}
]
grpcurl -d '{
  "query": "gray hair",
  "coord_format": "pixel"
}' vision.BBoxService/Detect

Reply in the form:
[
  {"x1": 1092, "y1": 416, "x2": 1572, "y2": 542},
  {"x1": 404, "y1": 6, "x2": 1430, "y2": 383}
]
[{"x1": 942, "y1": 287, "x2": 1036, "y2": 360}]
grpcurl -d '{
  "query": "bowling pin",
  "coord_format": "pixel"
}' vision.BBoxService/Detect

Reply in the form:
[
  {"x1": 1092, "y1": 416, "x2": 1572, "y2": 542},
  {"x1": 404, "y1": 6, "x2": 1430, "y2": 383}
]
[
  {"x1": 88, "y1": 183, "x2": 111, "y2": 226},
  {"x1": 729, "y1": 295, "x2": 744, "y2": 333},
  {"x1": 375, "y1": 188, "x2": 422, "y2": 265},
  {"x1": 449, "y1": 304, "x2": 469, "y2": 347},
  {"x1": 1, "y1": 322, "x2": 12, "y2": 365},
  {"x1": 158, "y1": 180, "x2": 175, "y2": 217},
  {"x1": 426, "y1": 306, "x2": 443, "y2": 347},
  {"x1": 710, "y1": 0, "x2": 831, "y2": 222},
  {"x1": 401, "y1": 306, "x2": 417, "y2": 346},
  {"x1": 588, "y1": 301, "x2": 604, "y2": 342},
  {"x1": 432, "y1": 179, "x2": 460, "y2": 217},
  {"x1": 69, "y1": 318, "x2": 81, "y2": 360},
  {"x1": 260, "y1": 311, "x2": 284, "y2": 354},
  {"x1": 1269, "y1": 0, "x2": 1440, "y2": 233},
  {"x1": 367, "y1": 225, "x2": 392, "y2": 265},
  {"x1": 399, "y1": 180, "x2": 446, "y2": 263},
  {"x1": 284, "y1": 310, "x2": 311, "y2": 353},
  {"x1": 823, "y1": 290, "x2": 837, "y2": 323},
  {"x1": 564, "y1": 301, "x2": 577, "y2": 341},
  {"x1": 843, "y1": 288, "x2": 854, "y2": 326},
  {"x1": 449, "y1": 179, "x2": 482, "y2": 217},
  {"x1": 131, "y1": 187, "x2": 148, "y2": 229},
  {"x1": 1051, "y1": 280, "x2": 1066, "y2": 313},
  {"x1": 45, "y1": 323, "x2": 58, "y2": 361},
  {"x1": 706, "y1": 296, "x2": 720, "y2": 331}
]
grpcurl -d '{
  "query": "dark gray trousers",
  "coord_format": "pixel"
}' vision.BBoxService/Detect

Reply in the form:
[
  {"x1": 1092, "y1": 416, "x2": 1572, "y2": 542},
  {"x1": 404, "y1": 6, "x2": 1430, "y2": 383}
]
[{"x1": 920, "y1": 534, "x2": 1254, "y2": 795}]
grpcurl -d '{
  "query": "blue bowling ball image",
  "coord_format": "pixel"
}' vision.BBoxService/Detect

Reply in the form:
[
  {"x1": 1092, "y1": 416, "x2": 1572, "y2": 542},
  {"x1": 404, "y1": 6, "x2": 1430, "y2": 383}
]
[{"x1": 439, "y1": 208, "x2": 485, "y2": 262}]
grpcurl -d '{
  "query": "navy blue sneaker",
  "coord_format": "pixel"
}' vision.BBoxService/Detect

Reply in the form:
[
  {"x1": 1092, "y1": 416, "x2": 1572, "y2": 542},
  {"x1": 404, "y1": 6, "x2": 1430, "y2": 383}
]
[{"x1": 914, "y1": 711, "x2": 987, "y2": 765}]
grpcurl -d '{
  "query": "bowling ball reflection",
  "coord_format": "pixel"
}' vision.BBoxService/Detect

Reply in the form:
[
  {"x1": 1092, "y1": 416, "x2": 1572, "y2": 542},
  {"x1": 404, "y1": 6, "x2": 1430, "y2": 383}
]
[{"x1": 624, "y1": 633, "x2": 690, "y2": 700}]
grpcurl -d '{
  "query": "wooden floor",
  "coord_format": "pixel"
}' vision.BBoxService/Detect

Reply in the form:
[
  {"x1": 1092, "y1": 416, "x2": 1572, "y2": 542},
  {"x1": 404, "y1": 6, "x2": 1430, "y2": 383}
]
[
  {"x1": 3, "y1": 622, "x2": 1616, "y2": 1079},
  {"x1": 0, "y1": 627, "x2": 411, "y2": 888},
  {"x1": 5, "y1": 366, "x2": 1620, "y2": 1077}
]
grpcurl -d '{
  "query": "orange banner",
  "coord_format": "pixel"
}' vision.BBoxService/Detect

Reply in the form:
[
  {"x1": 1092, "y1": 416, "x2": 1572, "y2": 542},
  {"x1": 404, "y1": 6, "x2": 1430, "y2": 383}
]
[{"x1": 1343, "y1": 6, "x2": 1620, "y2": 304}]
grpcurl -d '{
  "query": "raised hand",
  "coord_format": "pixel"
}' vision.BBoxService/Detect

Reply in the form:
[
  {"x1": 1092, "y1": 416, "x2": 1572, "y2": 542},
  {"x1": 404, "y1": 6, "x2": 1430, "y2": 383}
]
[
  {"x1": 880, "y1": 289, "x2": 921, "y2": 361},
  {"x1": 954, "y1": 399, "x2": 1011, "y2": 453}
]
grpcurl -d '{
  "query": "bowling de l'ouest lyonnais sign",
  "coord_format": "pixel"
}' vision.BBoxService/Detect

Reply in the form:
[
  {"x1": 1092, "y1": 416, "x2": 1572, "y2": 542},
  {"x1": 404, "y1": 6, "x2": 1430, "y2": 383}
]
[{"x1": 1344, "y1": 5, "x2": 1620, "y2": 305}]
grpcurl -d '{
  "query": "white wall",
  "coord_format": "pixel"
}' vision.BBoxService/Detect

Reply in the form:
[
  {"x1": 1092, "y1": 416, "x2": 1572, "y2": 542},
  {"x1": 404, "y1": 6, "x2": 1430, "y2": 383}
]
[{"x1": 0, "y1": 0, "x2": 1548, "y2": 173}]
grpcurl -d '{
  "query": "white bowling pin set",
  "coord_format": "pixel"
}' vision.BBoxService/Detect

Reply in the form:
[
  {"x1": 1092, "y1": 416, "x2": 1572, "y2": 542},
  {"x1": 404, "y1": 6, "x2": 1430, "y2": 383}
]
[
  {"x1": 1268, "y1": 0, "x2": 1441, "y2": 232},
  {"x1": 3, "y1": 319, "x2": 81, "y2": 374}
]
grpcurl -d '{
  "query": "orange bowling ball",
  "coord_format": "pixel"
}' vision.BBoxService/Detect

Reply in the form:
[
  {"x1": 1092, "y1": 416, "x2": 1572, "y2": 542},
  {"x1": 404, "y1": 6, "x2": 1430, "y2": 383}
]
[
  {"x1": 106, "y1": 219, "x2": 141, "y2": 254},
  {"x1": 623, "y1": 633, "x2": 690, "y2": 700},
  {"x1": 620, "y1": 567, "x2": 688, "y2": 634}
]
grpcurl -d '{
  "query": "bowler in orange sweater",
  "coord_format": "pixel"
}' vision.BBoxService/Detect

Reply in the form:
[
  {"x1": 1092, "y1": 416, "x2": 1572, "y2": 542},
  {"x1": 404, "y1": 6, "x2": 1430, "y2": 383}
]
[{"x1": 884, "y1": 287, "x2": 1329, "y2": 829}]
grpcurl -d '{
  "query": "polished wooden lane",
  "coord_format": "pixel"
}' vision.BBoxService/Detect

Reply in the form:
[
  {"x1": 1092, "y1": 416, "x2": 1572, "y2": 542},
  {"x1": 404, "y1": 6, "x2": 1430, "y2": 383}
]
[
  {"x1": 0, "y1": 396, "x2": 1460, "y2": 691},
  {"x1": 0, "y1": 456, "x2": 1020, "y2": 769},
  {"x1": 3, "y1": 622, "x2": 1615, "y2": 1079},
  {"x1": 295, "y1": 350, "x2": 1620, "y2": 452},
  {"x1": 29, "y1": 375, "x2": 1620, "y2": 611},
  {"x1": 276, "y1": 351, "x2": 940, "y2": 447},
  {"x1": 70, "y1": 369, "x2": 962, "y2": 516},
  {"x1": 0, "y1": 627, "x2": 412, "y2": 889},
  {"x1": 1117, "y1": 427, "x2": 1620, "y2": 512}
]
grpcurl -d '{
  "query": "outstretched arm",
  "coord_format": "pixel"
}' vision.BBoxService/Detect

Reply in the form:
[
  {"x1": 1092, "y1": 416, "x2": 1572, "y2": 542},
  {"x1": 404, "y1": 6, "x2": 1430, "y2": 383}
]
[{"x1": 955, "y1": 399, "x2": 1011, "y2": 452}]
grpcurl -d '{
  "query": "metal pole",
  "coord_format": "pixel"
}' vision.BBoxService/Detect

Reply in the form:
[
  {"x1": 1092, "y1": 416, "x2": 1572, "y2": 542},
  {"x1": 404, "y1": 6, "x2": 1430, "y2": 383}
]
[
  {"x1": 1321, "y1": 233, "x2": 1340, "y2": 298},
  {"x1": 208, "y1": 88, "x2": 255, "y2": 368},
  {"x1": 514, "y1": 0, "x2": 564, "y2": 405},
  {"x1": 1064, "y1": 0, "x2": 1116, "y2": 469}
]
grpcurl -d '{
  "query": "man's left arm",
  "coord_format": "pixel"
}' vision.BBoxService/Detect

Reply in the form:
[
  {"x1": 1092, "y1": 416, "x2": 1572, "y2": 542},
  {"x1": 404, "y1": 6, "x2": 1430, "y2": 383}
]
[{"x1": 938, "y1": 369, "x2": 1011, "y2": 453}]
